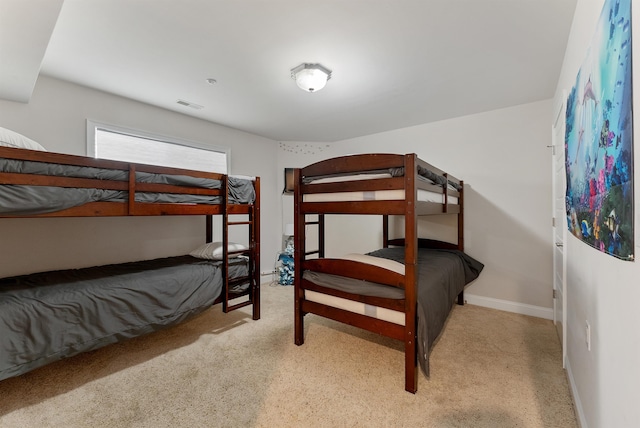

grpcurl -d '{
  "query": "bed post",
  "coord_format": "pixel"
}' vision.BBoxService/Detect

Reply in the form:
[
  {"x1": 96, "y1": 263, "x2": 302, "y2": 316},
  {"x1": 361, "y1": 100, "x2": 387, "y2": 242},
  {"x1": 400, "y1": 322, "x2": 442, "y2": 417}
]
[
  {"x1": 318, "y1": 214, "x2": 325, "y2": 258},
  {"x1": 206, "y1": 215, "x2": 213, "y2": 243},
  {"x1": 404, "y1": 154, "x2": 418, "y2": 393},
  {"x1": 294, "y1": 168, "x2": 305, "y2": 346},
  {"x1": 252, "y1": 177, "x2": 261, "y2": 320},
  {"x1": 458, "y1": 180, "x2": 464, "y2": 251},
  {"x1": 457, "y1": 180, "x2": 465, "y2": 306},
  {"x1": 383, "y1": 215, "x2": 389, "y2": 248},
  {"x1": 222, "y1": 175, "x2": 230, "y2": 313}
]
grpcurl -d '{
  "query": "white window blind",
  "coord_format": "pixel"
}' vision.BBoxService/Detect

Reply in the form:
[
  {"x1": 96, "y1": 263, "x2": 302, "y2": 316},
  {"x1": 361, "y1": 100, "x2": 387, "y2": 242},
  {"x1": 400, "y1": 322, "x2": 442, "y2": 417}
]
[{"x1": 87, "y1": 121, "x2": 229, "y2": 174}]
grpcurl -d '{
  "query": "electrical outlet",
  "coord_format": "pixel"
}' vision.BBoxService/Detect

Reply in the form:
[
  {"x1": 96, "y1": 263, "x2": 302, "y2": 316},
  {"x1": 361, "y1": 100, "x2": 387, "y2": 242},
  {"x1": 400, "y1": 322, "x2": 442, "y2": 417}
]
[{"x1": 585, "y1": 321, "x2": 591, "y2": 351}]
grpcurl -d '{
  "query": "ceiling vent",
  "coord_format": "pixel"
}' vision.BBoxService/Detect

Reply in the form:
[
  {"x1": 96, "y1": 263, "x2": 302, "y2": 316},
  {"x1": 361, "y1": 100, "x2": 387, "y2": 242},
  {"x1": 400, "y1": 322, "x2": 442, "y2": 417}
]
[{"x1": 176, "y1": 99, "x2": 204, "y2": 109}]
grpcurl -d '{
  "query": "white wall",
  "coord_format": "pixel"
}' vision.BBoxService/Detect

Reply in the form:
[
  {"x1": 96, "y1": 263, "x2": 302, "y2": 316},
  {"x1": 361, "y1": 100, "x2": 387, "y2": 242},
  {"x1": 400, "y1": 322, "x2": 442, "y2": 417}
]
[
  {"x1": 279, "y1": 99, "x2": 554, "y2": 315},
  {"x1": 0, "y1": 75, "x2": 280, "y2": 279},
  {"x1": 554, "y1": 1, "x2": 640, "y2": 427}
]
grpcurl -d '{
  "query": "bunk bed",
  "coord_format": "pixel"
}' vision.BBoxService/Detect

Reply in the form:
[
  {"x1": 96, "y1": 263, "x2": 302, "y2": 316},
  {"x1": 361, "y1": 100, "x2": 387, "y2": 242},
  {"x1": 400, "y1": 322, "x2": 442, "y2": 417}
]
[
  {"x1": 0, "y1": 142, "x2": 260, "y2": 381},
  {"x1": 293, "y1": 153, "x2": 483, "y2": 393}
]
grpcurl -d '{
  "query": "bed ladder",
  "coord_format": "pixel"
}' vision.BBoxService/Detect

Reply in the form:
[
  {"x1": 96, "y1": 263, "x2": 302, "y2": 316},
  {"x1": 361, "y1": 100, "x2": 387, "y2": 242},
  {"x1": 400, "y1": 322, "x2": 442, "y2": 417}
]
[
  {"x1": 224, "y1": 214, "x2": 255, "y2": 312},
  {"x1": 212, "y1": 177, "x2": 261, "y2": 320},
  {"x1": 303, "y1": 214, "x2": 325, "y2": 259}
]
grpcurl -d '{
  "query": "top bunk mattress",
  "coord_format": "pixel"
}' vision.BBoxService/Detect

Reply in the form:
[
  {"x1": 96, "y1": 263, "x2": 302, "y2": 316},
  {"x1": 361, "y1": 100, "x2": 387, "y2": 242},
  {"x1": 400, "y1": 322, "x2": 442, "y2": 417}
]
[
  {"x1": 302, "y1": 172, "x2": 459, "y2": 204},
  {"x1": 0, "y1": 158, "x2": 256, "y2": 215}
]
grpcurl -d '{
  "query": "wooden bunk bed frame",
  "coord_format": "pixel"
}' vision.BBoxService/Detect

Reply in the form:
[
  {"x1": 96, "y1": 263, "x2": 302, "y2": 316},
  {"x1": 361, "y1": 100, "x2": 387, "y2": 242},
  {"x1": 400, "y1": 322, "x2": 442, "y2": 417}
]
[
  {"x1": 293, "y1": 153, "x2": 464, "y2": 393},
  {"x1": 0, "y1": 145, "x2": 261, "y2": 318}
]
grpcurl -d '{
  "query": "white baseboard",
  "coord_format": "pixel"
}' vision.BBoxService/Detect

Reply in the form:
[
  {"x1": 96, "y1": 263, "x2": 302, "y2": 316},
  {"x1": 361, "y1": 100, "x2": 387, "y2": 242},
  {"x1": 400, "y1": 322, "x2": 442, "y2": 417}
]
[
  {"x1": 260, "y1": 276, "x2": 275, "y2": 285},
  {"x1": 464, "y1": 293, "x2": 553, "y2": 320},
  {"x1": 565, "y1": 358, "x2": 587, "y2": 428}
]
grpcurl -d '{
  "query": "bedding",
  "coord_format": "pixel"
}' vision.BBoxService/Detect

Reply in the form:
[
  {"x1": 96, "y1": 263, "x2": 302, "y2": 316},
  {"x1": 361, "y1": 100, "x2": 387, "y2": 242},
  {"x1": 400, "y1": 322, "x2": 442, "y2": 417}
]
[
  {"x1": 302, "y1": 165, "x2": 462, "y2": 191},
  {"x1": 367, "y1": 247, "x2": 483, "y2": 376},
  {"x1": 0, "y1": 158, "x2": 256, "y2": 215},
  {"x1": 0, "y1": 186, "x2": 219, "y2": 215},
  {"x1": 228, "y1": 176, "x2": 256, "y2": 203},
  {"x1": 0, "y1": 255, "x2": 249, "y2": 381},
  {"x1": 0, "y1": 158, "x2": 222, "y2": 187},
  {"x1": 190, "y1": 241, "x2": 249, "y2": 260},
  {"x1": 301, "y1": 170, "x2": 459, "y2": 204},
  {"x1": 304, "y1": 290, "x2": 405, "y2": 325},
  {"x1": 303, "y1": 188, "x2": 458, "y2": 204},
  {"x1": 0, "y1": 127, "x2": 47, "y2": 151},
  {"x1": 303, "y1": 248, "x2": 483, "y2": 376},
  {"x1": 0, "y1": 158, "x2": 257, "y2": 200}
]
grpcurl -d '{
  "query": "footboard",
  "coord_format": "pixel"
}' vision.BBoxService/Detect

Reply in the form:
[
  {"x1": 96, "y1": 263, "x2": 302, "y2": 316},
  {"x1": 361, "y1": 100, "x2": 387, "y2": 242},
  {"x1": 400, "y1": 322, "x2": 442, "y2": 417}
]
[
  {"x1": 303, "y1": 258, "x2": 405, "y2": 288},
  {"x1": 296, "y1": 257, "x2": 408, "y2": 340}
]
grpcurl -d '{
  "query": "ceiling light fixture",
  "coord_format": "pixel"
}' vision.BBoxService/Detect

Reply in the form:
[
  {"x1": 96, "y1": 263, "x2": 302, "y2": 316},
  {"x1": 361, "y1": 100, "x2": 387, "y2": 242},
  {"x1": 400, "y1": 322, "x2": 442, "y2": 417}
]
[{"x1": 290, "y1": 63, "x2": 332, "y2": 93}]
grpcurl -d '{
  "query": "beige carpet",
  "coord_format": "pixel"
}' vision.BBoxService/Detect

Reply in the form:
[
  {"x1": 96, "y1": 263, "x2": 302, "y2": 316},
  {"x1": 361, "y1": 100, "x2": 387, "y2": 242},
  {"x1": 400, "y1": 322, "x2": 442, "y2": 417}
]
[{"x1": 0, "y1": 283, "x2": 577, "y2": 428}]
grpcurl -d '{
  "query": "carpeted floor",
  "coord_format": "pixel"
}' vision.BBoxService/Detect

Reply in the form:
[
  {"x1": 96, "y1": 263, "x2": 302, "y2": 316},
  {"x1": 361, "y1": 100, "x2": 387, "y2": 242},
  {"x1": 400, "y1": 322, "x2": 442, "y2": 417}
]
[{"x1": 0, "y1": 283, "x2": 577, "y2": 427}]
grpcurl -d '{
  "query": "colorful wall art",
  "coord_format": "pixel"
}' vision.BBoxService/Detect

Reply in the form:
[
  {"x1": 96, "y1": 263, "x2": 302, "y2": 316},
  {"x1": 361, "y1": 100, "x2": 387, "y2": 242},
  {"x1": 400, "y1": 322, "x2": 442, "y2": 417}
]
[{"x1": 565, "y1": 0, "x2": 634, "y2": 260}]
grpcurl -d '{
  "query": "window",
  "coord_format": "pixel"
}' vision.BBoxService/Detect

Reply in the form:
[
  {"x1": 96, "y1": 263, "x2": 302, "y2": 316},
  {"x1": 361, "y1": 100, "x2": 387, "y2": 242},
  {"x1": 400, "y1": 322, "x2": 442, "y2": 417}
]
[{"x1": 86, "y1": 120, "x2": 229, "y2": 174}]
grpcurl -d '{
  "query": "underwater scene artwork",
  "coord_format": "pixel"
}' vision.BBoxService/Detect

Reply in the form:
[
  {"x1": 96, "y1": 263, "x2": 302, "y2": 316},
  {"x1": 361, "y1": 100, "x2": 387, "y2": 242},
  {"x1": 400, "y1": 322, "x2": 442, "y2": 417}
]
[{"x1": 565, "y1": 0, "x2": 634, "y2": 260}]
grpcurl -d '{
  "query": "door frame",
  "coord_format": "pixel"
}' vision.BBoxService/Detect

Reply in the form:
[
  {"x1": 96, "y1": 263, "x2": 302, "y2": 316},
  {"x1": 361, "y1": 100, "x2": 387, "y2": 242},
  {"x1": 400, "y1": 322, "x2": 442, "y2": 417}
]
[{"x1": 551, "y1": 91, "x2": 567, "y2": 367}]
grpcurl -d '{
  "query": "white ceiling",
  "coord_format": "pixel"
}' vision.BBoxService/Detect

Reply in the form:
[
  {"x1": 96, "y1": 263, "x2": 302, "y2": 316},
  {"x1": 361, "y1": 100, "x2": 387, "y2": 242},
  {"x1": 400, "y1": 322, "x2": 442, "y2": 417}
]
[{"x1": 2, "y1": 0, "x2": 577, "y2": 142}]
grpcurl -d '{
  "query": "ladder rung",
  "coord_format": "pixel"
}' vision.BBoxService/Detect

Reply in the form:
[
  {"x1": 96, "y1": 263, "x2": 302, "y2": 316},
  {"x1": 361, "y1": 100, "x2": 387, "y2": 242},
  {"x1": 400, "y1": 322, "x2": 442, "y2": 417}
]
[{"x1": 225, "y1": 299, "x2": 252, "y2": 312}]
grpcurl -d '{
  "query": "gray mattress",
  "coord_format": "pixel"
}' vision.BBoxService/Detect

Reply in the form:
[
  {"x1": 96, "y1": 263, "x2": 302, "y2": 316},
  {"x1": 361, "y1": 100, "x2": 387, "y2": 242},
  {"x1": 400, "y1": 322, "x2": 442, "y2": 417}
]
[
  {"x1": 303, "y1": 247, "x2": 483, "y2": 376},
  {"x1": 0, "y1": 255, "x2": 249, "y2": 381},
  {"x1": 0, "y1": 158, "x2": 256, "y2": 215}
]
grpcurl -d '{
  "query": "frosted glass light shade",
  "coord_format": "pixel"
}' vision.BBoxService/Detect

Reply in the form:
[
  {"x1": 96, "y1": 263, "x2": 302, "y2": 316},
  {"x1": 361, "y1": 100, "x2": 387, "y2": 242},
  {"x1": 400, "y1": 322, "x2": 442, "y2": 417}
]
[{"x1": 291, "y1": 63, "x2": 332, "y2": 92}]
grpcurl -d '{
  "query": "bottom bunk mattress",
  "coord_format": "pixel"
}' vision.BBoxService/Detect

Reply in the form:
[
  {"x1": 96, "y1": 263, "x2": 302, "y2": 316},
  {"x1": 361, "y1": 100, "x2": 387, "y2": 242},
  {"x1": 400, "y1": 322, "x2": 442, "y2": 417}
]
[
  {"x1": 303, "y1": 247, "x2": 483, "y2": 376},
  {"x1": 0, "y1": 255, "x2": 249, "y2": 381}
]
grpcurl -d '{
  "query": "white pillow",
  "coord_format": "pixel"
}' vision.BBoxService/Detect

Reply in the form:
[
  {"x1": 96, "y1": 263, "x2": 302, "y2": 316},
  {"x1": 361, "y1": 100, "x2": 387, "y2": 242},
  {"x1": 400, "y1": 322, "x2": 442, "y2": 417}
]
[
  {"x1": 190, "y1": 242, "x2": 248, "y2": 260},
  {"x1": 340, "y1": 253, "x2": 405, "y2": 275},
  {"x1": 0, "y1": 127, "x2": 47, "y2": 151}
]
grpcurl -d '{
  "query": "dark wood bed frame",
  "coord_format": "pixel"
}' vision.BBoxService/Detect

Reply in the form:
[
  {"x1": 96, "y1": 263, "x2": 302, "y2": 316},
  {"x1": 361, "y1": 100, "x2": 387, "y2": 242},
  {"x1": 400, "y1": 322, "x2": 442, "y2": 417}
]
[
  {"x1": 0, "y1": 146, "x2": 260, "y2": 319},
  {"x1": 293, "y1": 153, "x2": 463, "y2": 393}
]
